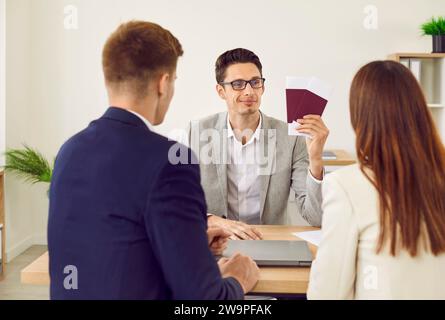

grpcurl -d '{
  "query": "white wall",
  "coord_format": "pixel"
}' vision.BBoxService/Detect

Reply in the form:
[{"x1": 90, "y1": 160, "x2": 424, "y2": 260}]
[
  {"x1": 0, "y1": 0, "x2": 5, "y2": 166},
  {"x1": 5, "y1": 0, "x2": 445, "y2": 258},
  {"x1": 5, "y1": 0, "x2": 35, "y2": 262}
]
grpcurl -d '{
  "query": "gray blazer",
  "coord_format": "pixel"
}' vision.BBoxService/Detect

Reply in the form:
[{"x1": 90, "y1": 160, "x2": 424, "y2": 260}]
[{"x1": 188, "y1": 112, "x2": 322, "y2": 226}]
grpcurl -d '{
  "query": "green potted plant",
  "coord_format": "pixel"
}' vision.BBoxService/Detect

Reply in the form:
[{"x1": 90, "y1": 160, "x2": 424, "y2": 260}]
[
  {"x1": 421, "y1": 16, "x2": 445, "y2": 53},
  {"x1": 2, "y1": 145, "x2": 53, "y2": 194}
]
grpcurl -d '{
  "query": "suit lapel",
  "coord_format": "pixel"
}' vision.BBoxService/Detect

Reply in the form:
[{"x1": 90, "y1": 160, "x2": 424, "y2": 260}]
[
  {"x1": 214, "y1": 113, "x2": 229, "y2": 216},
  {"x1": 213, "y1": 112, "x2": 276, "y2": 220},
  {"x1": 259, "y1": 113, "x2": 276, "y2": 221}
]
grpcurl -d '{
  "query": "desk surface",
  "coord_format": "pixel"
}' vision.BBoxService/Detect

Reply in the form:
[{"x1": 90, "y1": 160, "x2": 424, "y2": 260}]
[
  {"x1": 323, "y1": 149, "x2": 356, "y2": 166},
  {"x1": 250, "y1": 225, "x2": 318, "y2": 294},
  {"x1": 21, "y1": 225, "x2": 319, "y2": 295}
]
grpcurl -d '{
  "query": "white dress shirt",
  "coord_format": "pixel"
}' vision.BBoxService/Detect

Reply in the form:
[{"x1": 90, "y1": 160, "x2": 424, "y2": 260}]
[
  {"x1": 226, "y1": 114, "x2": 323, "y2": 224},
  {"x1": 226, "y1": 115, "x2": 263, "y2": 224}
]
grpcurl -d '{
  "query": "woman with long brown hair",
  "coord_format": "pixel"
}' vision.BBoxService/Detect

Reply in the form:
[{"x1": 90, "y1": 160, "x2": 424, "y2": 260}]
[{"x1": 308, "y1": 60, "x2": 445, "y2": 299}]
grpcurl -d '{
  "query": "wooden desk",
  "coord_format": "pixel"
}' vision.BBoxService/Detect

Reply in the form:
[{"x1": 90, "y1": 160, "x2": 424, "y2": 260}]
[
  {"x1": 21, "y1": 225, "x2": 320, "y2": 295},
  {"x1": 251, "y1": 225, "x2": 318, "y2": 295},
  {"x1": 323, "y1": 149, "x2": 356, "y2": 166}
]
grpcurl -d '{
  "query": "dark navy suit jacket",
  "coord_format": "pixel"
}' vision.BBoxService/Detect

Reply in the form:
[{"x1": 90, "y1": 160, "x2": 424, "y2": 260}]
[{"x1": 48, "y1": 107, "x2": 243, "y2": 300}]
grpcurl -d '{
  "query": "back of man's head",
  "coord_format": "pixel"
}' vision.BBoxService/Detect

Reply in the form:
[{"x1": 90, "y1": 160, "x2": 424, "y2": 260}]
[{"x1": 102, "y1": 21, "x2": 183, "y2": 99}]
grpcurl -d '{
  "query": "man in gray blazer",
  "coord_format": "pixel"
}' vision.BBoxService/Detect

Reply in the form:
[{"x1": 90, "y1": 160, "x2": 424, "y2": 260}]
[{"x1": 188, "y1": 48, "x2": 329, "y2": 239}]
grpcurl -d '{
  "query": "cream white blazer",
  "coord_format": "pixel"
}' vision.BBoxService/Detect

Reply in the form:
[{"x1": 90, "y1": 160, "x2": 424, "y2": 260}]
[{"x1": 307, "y1": 164, "x2": 445, "y2": 300}]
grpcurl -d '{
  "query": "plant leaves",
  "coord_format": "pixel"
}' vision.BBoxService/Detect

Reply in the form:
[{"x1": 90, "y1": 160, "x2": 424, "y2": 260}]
[
  {"x1": 3, "y1": 144, "x2": 53, "y2": 185},
  {"x1": 421, "y1": 16, "x2": 445, "y2": 36}
]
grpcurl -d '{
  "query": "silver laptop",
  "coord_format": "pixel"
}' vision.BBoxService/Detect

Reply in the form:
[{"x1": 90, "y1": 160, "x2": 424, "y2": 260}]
[{"x1": 222, "y1": 240, "x2": 313, "y2": 267}]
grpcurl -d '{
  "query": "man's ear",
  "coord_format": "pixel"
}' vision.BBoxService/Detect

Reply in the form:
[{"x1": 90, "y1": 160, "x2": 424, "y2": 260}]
[
  {"x1": 216, "y1": 84, "x2": 226, "y2": 100},
  {"x1": 157, "y1": 73, "x2": 171, "y2": 97}
]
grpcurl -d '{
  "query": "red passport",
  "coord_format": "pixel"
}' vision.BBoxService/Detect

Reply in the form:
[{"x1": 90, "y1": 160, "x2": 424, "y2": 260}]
[{"x1": 286, "y1": 77, "x2": 333, "y2": 136}]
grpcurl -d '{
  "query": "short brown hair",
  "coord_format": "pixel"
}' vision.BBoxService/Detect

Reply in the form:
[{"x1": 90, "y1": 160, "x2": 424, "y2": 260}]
[
  {"x1": 215, "y1": 48, "x2": 262, "y2": 84},
  {"x1": 350, "y1": 60, "x2": 445, "y2": 257},
  {"x1": 102, "y1": 21, "x2": 183, "y2": 96}
]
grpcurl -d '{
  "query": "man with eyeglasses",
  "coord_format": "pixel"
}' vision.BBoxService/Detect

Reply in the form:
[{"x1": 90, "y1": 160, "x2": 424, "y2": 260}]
[{"x1": 188, "y1": 48, "x2": 329, "y2": 240}]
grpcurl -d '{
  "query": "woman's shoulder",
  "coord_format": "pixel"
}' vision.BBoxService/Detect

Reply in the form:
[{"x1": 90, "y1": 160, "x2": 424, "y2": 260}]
[
  {"x1": 326, "y1": 163, "x2": 363, "y2": 183},
  {"x1": 325, "y1": 164, "x2": 375, "y2": 197}
]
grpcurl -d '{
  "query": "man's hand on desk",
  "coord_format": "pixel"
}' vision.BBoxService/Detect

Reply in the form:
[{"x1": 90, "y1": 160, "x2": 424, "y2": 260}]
[
  {"x1": 218, "y1": 253, "x2": 260, "y2": 294},
  {"x1": 207, "y1": 227, "x2": 231, "y2": 256},
  {"x1": 207, "y1": 215, "x2": 263, "y2": 240}
]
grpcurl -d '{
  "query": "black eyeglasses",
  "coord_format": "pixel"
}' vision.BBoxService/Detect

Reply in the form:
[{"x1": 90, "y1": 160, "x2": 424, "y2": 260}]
[{"x1": 219, "y1": 78, "x2": 266, "y2": 91}]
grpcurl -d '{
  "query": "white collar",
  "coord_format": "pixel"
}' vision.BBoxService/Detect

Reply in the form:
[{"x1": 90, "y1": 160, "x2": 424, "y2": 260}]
[
  {"x1": 227, "y1": 113, "x2": 262, "y2": 144},
  {"x1": 128, "y1": 110, "x2": 153, "y2": 130}
]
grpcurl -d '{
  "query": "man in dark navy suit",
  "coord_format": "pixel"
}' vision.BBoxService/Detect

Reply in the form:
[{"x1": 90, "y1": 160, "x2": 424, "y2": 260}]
[{"x1": 48, "y1": 21, "x2": 259, "y2": 300}]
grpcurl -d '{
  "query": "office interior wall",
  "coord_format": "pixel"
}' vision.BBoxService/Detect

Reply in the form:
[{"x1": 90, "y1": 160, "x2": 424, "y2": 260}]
[
  {"x1": 4, "y1": 0, "x2": 445, "y2": 257},
  {"x1": 5, "y1": 0, "x2": 36, "y2": 262},
  {"x1": 0, "y1": 0, "x2": 5, "y2": 165}
]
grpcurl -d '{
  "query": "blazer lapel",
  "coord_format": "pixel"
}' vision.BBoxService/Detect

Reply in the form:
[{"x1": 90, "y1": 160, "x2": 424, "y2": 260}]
[
  {"x1": 214, "y1": 113, "x2": 229, "y2": 216},
  {"x1": 259, "y1": 113, "x2": 277, "y2": 221}
]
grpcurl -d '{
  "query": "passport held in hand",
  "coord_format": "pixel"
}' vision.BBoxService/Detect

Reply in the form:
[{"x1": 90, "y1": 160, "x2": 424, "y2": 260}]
[{"x1": 286, "y1": 76, "x2": 333, "y2": 137}]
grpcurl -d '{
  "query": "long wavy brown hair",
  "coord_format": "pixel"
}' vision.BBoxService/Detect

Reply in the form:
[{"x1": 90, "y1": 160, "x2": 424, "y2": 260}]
[{"x1": 350, "y1": 60, "x2": 445, "y2": 257}]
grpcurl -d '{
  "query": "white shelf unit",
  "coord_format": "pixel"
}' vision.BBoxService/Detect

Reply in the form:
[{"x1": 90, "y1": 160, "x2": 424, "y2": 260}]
[{"x1": 389, "y1": 53, "x2": 445, "y2": 142}]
